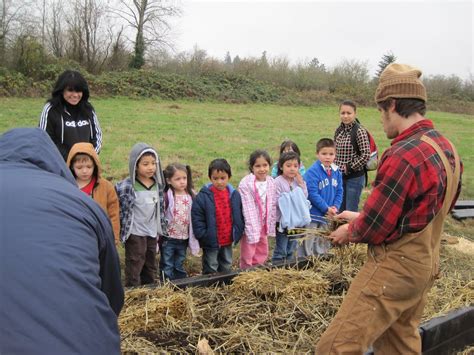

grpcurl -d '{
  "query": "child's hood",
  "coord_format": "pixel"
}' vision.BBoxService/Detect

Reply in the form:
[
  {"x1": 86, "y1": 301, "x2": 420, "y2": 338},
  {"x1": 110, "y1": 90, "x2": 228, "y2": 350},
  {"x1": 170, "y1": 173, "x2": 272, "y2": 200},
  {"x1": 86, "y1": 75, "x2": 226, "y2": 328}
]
[
  {"x1": 66, "y1": 142, "x2": 102, "y2": 178},
  {"x1": 129, "y1": 142, "x2": 164, "y2": 186}
]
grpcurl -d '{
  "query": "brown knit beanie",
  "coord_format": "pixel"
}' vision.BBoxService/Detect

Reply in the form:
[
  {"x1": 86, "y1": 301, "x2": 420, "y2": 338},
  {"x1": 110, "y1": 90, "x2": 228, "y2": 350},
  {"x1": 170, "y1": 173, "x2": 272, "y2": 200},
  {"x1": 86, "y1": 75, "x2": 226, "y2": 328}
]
[{"x1": 375, "y1": 63, "x2": 427, "y2": 103}]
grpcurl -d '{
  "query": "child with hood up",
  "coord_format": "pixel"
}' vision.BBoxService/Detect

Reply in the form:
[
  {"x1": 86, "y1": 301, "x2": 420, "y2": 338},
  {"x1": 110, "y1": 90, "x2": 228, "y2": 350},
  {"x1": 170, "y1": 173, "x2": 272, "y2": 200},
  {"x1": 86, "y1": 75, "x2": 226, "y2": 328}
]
[
  {"x1": 67, "y1": 142, "x2": 120, "y2": 245},
  {"x1": 115, "y1": 143, "x2": 166, "y2": 287}
]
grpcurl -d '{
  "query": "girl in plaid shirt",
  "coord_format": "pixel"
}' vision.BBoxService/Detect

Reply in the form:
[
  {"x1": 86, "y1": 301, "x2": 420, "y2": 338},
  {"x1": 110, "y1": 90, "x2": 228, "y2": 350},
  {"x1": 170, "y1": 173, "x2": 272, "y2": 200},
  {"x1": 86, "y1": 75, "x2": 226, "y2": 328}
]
[
  {"x1": 334, "y1": 100, "x2": 371, "y2": 212},
  {"x1": 238, "y1": 150, "x2": 277, "y2": 269}
]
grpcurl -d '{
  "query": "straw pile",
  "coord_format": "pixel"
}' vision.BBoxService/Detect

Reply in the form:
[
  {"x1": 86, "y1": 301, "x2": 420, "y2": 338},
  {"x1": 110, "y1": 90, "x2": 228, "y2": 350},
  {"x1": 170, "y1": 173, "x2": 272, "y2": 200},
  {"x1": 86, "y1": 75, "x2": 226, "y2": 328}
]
[
  {"x1": 120, "y1": 240, "x2": 473, "y2": 354},
  {"x1": 422, "y1": 242, "x2": 474, "y2": 321}
]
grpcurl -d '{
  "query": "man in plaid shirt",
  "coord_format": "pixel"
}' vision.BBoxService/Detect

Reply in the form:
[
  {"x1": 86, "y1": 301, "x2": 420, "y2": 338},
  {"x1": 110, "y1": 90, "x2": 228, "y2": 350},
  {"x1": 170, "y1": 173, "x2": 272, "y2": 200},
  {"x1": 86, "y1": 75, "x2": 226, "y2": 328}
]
[{"x1": 317, "y1": 64, "x2": 462, "y2": 354}]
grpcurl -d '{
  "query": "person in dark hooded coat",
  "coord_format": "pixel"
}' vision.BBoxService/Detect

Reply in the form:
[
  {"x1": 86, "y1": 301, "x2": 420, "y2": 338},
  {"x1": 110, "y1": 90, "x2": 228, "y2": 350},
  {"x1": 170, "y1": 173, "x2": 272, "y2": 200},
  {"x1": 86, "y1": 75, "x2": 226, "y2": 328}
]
[{"x1": 0, "y1": 128, "x2": 124, "y2": 354}]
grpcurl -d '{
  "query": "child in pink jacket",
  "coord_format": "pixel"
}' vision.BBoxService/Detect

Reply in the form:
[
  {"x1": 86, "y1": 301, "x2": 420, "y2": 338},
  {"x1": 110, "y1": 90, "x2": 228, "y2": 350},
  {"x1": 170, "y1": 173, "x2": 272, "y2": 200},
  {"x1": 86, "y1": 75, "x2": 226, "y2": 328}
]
[{"x1": 238, "y1": 150, "x2": 277, "y2": 269}]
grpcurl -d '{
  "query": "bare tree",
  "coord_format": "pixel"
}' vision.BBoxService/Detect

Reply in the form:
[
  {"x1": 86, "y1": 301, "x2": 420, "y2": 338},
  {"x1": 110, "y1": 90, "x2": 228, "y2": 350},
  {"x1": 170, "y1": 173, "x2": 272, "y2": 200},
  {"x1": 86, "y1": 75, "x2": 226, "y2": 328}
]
[
  {"x1": 0, "y1": 0, "x2": 31, "y2": 63},
  {"x1": 106, "y1": 24, "x2": 129, "y2": 70},
  {"x1": 64, "y1": 0, "x2": 112, "y2": 72},
  {"x1": 66, "y1": 1, "x2": 85, "y2": 64},
  {"x1": 83, "y1": 0, "x2": 103, "y2": 71},
  {"x1": 47, "y1": 0, "x2": 65, "y2": 58},
  {"x1": 40, "y1": 0, "x2": 46, "y2": 47},
  {"x1": 113, "y1": 0, "x2": 181, "y2": 69}
]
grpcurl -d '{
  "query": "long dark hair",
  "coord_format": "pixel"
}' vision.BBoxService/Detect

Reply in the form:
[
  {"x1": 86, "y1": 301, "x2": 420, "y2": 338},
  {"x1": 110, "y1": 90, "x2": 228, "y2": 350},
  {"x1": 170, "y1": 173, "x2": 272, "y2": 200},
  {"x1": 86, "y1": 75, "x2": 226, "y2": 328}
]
[
  {"x1": 163, "y1": 163, "x2": 195, "y2": 198},
  {"x1": 48, "y1": 70, "x2": 93, "y2": 118}
]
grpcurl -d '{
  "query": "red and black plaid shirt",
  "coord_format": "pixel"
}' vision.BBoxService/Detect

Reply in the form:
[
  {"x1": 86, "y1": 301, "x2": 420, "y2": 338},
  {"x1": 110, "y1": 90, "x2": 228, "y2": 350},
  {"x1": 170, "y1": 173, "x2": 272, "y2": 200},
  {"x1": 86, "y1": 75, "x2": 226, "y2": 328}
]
[
  {"x1": 349, "y1": 120, "x2": 462, "y2": 245},
  {"x1": 334, "y1": 121, "x2": 371, "y2": 174}
]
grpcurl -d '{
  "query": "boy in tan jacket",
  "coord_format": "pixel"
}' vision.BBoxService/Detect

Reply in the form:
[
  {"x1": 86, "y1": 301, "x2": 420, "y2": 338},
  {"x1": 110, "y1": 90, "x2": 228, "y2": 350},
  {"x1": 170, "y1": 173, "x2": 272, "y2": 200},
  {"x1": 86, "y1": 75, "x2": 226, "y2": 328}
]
[{"x1": 67, "y1": 142, "x2": 120, "y2": 245}]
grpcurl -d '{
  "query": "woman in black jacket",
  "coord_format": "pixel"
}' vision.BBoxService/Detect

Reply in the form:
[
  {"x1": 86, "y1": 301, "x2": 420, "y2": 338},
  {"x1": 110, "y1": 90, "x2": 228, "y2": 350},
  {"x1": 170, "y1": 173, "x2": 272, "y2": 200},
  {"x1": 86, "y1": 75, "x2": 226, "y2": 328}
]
[{"x1": 39, "y1": 70, "x2": 102, "y2": 161}]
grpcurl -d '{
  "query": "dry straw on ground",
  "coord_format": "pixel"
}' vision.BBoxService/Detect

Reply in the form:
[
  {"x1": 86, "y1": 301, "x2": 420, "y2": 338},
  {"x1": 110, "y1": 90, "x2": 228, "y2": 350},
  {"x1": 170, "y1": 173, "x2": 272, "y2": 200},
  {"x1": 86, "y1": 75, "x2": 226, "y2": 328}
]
[{"x1": 120, "y1": 238, "x2": 473, "y2": 354}]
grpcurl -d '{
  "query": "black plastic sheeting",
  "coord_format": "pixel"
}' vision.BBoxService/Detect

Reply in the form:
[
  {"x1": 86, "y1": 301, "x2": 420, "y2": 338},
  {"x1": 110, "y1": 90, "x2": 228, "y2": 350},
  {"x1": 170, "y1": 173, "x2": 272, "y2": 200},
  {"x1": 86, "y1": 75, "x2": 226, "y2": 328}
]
[{"x1": 171, "y1": 257, "x2": 319, "y2": 289}]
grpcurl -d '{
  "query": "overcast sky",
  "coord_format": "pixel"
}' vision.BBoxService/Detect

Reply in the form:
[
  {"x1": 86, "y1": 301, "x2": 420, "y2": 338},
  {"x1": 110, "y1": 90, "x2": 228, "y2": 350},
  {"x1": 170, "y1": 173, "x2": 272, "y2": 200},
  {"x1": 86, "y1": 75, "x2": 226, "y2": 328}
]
[{"x1": 172, "y1": 0, "x2": 473, "y2": 79}]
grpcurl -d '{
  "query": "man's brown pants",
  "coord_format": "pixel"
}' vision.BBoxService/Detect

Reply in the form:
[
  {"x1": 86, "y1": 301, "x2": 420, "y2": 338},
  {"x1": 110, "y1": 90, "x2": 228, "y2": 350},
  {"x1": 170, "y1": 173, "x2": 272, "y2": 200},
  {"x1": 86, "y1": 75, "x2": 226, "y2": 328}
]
[{"x1": 316, "y1": 244, "x2": 434, "y2": 354}]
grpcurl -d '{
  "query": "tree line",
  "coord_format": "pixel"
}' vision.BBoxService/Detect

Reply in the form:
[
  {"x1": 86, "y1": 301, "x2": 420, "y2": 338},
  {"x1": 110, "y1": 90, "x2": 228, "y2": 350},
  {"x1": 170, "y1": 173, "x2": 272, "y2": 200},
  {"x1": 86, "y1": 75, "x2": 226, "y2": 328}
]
[
  {"x1": 1, "y1": 0, "x2": 179, "y2": 73},
  {"x1": 1, "y1": 0, "x2": 473, "y2": 110}
]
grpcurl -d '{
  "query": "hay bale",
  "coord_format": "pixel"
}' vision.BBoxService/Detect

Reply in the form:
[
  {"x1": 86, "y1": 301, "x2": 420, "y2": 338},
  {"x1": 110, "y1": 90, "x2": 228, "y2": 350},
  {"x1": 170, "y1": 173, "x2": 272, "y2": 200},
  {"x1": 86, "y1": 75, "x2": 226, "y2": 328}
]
[
  {"x1": 230, "y1": 268, "x2": 328, "y2": 302},
  {"x1": 119, "y1": 285, "x2": 193, "y2": 334}
]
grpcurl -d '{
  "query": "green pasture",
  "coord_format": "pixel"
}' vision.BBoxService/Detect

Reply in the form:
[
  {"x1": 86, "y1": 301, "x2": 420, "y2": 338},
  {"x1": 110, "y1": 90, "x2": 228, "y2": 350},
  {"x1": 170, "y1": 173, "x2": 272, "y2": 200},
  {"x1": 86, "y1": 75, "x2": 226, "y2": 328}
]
[{"x1": 1, "y1": 97, "x2": 472, "y2": 199}]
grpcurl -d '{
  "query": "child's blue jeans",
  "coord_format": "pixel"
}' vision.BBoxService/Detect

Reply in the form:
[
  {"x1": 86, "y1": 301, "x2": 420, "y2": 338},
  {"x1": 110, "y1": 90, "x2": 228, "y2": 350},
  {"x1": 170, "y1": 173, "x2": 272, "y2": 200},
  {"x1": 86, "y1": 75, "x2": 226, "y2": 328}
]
[
  {"x1": 160, "y1": 237, "x2": 188, "y2": 280},
  {"x1": 202, "y1": 245, "x2": 233, "y2": 274},
  {"x1": 272, "y1": 229, "x2": 297, "y2": 264}
]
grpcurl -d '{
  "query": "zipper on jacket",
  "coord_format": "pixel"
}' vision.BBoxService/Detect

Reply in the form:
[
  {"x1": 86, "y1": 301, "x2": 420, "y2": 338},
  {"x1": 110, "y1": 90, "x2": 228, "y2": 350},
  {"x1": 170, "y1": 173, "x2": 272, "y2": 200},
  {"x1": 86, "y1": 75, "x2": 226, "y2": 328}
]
[{"x1": 61, "y1": 115, "x2": 64, "y2": 144}]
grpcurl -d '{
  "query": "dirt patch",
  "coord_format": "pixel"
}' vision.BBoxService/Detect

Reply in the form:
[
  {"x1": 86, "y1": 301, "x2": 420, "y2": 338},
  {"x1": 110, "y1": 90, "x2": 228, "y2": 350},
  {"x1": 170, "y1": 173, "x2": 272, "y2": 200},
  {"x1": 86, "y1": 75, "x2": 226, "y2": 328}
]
[{"x1": 216, "y1": 117, "x2": 235, "y2": 122}]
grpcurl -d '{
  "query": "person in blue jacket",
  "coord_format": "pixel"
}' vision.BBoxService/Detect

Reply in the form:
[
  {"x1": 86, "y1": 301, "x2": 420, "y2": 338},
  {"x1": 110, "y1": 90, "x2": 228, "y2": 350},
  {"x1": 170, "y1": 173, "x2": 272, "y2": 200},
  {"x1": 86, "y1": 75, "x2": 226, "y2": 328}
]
[
  {"x1": 0, "y1": 128, "x2": 123, "y2": 354},
  {"x1": 298, "y1": 138, "x2": 343, "y2": 257},
  {"x1": 191, "y1": 158, "x2": 244, "y2": 274}
]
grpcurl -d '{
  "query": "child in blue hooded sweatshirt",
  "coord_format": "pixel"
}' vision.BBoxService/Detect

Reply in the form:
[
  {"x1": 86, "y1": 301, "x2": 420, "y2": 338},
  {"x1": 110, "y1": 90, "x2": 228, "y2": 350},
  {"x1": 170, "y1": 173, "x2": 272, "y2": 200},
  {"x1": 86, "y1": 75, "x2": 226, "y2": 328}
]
[
  {"x1": 191, "y1": 158, "x2": 244, "y2": 274},
  {"x1": 298, "y1": 138, "x2": 343, "y2": 257}
]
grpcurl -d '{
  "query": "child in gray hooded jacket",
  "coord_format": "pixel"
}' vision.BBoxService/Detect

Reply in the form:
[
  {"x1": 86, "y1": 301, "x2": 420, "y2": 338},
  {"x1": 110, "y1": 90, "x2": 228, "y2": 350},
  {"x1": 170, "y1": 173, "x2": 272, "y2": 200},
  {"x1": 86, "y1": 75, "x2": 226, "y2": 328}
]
[{"x1": 115, "y1": 143, "x2": 166, "y2": 287}]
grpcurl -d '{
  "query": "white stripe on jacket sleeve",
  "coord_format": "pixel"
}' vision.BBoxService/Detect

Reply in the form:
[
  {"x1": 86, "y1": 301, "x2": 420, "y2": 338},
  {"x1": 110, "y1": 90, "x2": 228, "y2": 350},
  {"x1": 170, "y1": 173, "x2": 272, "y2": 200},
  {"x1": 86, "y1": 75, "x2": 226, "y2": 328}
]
[
  {"x1": 39, "y1": 103, "x2": 52, "y2": 130},
  {"x1": 92, "y1": 109, "x2": 102, "y2": 153}
]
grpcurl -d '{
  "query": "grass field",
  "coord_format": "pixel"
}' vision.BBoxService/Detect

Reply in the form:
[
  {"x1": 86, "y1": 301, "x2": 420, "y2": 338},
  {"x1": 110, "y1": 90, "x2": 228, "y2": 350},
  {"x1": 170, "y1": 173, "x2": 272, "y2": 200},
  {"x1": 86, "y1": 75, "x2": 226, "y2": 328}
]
[
  {"x1": 1, "y1": 97, "x2": 473, "y2": 243},
  {"x1": 2, "y1": 97, "x2": 473, "y2": 352}
]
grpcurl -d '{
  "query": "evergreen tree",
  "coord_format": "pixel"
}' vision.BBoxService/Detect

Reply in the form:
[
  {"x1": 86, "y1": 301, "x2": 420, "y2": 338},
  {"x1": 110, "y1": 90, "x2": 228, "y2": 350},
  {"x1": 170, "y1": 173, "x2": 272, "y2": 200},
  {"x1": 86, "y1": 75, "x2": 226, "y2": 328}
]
[
  {"x1": 376, "y1": 51, "x2": 397, "y2": 78},
  {"x1": 224, "y1": 51, "x2": 232, "y2": 66},
  {"x1": 260, "y1": 50, "x2": 268, "y2": 67},
  {"x1": 309, "y1": 57, "x2": 326, "y2": 72}
]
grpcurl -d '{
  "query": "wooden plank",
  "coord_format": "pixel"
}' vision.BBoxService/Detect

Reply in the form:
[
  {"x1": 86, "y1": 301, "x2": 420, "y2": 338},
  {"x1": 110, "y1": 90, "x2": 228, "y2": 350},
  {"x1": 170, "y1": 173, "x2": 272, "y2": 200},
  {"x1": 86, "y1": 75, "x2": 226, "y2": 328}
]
[
  {"x1": 452, "y1": 208, "x2": 474, "y2": 220},
  {"x1": 421, "y1": 306, "x2": 474, "y2": 354},
  {"x1": 454, "y1": 200, "x2": 474, "y2": 209},
  {"x1": 366, "y1": 307, "x2": 474, "y2": 354}
]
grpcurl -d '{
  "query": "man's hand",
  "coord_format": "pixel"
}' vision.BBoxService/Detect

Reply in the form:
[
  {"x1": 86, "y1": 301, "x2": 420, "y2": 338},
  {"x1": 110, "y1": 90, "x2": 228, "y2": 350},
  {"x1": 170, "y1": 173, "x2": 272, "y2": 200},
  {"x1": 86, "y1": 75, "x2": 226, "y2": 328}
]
[
  {"x1": 329, "y1": 223, "x2": 350, "y2": 246},
  {"x1": 334, "y1": 210, "x2": 360, "y2": 222}
]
